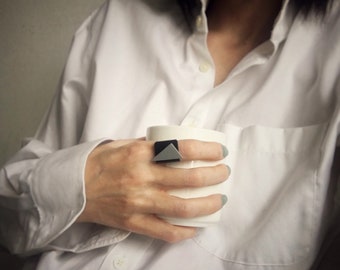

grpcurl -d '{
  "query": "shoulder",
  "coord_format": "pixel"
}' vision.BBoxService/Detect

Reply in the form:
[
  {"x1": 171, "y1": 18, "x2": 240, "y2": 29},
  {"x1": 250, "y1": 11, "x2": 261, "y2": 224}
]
[
  {"x1": 74, "y1": 0, "x2": 181, "y2": 33},
  {"x1": 291, "y1": 2, "x2": 340, "y2": 69},
  {"x1": 317, "y1": 1, "x2": 340, "y2": 44},
  {"x1": 315, "y1": 2, "x2": 340, "y2": 72}
]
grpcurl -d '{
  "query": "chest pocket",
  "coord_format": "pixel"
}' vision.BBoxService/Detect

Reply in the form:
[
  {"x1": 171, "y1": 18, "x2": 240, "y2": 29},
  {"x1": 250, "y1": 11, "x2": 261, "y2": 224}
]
[{"x1": 193, "y1": 123, "x2": 327, "y2": 266}]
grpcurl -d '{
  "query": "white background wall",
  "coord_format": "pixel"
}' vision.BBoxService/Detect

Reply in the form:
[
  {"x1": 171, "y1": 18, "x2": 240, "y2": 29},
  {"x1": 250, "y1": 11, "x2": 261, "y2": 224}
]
[{"x1": 0, "y1": 0, "x2": 104, "y2": 166}]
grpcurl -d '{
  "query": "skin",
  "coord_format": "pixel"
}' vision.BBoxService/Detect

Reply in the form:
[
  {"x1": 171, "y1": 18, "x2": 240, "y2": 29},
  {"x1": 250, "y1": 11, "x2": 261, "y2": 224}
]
[
  {"x1": 77, "y1": 0, "x2": 283, "y2": 243},
  {"x1": 206, "y1": 0, "x2": 283, "y2": 85},
  {"x1": 78, "y1": 139, "x2": 229, "y2": 242}
]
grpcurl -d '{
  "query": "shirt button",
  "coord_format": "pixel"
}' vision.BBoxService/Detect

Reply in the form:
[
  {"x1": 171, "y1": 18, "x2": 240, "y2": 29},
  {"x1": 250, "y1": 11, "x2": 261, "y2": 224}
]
[
  {"x1": 113, "y1": 257, "x2": 126, "y2": 270},
  {"x1": 184, "y1": 118, "x2": 199, "y2": 127},
  {"x1": 199, "y1": 62, "x2": 210, "y2": 73},
  {"x1": 196, "y1": 15, "x2": 203, "y2": 29}
]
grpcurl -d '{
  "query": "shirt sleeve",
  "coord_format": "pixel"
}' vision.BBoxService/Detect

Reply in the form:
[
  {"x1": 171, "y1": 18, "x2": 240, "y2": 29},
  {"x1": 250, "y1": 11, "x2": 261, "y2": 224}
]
[
  {"x1": 0, "y1": 139, "x2": 105, "y2": 254},
  {"x1": 0, "y1": 0, "x2": 129, "y2": 255}
]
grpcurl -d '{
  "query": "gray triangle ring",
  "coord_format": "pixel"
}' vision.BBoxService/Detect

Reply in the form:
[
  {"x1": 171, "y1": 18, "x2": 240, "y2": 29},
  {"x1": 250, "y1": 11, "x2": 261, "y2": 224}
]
[{"x1": 152, "y1": 140, "x2": 183, "y2": 163}]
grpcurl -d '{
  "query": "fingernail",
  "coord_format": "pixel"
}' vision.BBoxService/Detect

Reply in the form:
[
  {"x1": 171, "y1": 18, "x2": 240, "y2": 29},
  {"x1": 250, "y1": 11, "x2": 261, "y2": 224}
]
[
  {"x1": 221, "y1": 195, "x2": 228, "y2": 207},
  {"x1": 221, "y1": 145, "x2": 228, "y2": 158},
  {"x1": 226, "y1": 165, "x2": 231, "y2": 175}
]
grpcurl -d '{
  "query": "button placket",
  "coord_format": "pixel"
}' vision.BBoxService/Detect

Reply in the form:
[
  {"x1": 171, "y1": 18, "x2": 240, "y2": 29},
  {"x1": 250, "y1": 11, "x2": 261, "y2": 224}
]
[
  {"x1": 181, "y1": 91, "x2": 215, "y2": 128},
  {"x1": 99, "y1": 234, "x2": 153, "y2": 270},
  {"x1": 113, "y1": 255, "x2": 127, "y2": 270},
  {"x1": 182, "y1": 117, "x2": 199, "y2": 127},
  {"x1": 195, "y1": 15, "x2": 203, "y2": 30},
  {"x1": 199, "y1": 62, "x2": 211, "y2": 73}
]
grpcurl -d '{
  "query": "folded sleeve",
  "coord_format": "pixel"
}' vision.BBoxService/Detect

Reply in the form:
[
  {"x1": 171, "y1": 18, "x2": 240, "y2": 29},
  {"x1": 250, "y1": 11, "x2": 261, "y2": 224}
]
[
  {"x1": 0, "y1": 139, "x2": 106, "y2": 254},
  {"x1": 0, "y1": 0, "x2": 129, "y2": 255}
]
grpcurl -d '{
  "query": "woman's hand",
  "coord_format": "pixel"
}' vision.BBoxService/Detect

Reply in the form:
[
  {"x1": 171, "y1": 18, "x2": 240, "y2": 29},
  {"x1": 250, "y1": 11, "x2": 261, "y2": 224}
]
[{"x1": 77, "y1": 139, "x2": 230, "y2": 243}]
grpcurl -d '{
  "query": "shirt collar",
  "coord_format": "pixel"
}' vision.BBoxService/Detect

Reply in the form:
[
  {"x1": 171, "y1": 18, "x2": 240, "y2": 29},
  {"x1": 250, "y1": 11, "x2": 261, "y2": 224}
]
[
  {"x1": 186, "y1": 0, "x2": 296, "y2": 48},
  {"x1": 201, "y1": 0, "x2": 209, "y2": 9},
  {"x1": 271, "y1": 0, "x2": 297, "y2": 49}
]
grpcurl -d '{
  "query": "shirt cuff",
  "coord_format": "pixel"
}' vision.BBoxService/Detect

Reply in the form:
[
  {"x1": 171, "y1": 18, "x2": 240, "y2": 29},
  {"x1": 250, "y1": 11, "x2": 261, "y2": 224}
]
[{"x1": 30, "y1": 139, "x2": 129, "y2": 252}]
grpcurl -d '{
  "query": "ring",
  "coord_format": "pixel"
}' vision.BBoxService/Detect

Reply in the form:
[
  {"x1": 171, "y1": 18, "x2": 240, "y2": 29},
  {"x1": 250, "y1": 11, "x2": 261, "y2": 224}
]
[{"x1": 152, "y1": 140, "x2": 183, "y2": 163}]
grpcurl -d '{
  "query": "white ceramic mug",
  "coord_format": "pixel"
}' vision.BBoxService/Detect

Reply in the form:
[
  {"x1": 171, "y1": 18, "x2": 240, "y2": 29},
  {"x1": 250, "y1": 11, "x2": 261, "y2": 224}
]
[{"x1": 146, "y1": 125, "x2": 228, "y2": 227}]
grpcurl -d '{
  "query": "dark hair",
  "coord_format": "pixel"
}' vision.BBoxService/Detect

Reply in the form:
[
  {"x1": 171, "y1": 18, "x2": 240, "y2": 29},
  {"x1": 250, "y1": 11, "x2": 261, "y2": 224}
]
[
  {"x1": 177, "y1": 0, "x2": 335, "y2": 20},
  {"x1": 292, "y1": 0, "x2": 334, "y2": 18}
]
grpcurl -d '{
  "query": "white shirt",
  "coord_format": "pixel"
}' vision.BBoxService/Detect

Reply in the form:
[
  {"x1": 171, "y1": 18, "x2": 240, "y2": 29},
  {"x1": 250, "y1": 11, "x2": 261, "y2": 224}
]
[{"x1": 0, "y1": 0, "x2": 339, "y2": 269}]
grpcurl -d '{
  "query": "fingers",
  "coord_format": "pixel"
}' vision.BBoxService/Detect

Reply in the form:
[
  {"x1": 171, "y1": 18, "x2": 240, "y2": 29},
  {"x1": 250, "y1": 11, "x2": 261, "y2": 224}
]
[
  {"x1": 153, "y1": 164, "x2": 230, "y2": 189},
  {"x1": 105, "y1": 139, "x2": 227, "y2": 163},
  {"x1": 177, "y1": 140, "x2": 227, "y2": 161},
  {"x1": 101, "y1": 139, "x2": 230, "y2": 190},
  {"x1": 114, "y1": 193, "x2": 226, "y2": 243},
  {"x1": 123, "y1": 215, "x2": 197, "y2": 243},
  {"x1": 122, "y1": 188, "x2": 226, "y2": 221},
  {"x1": 151, "y1": 193, "x2": 226, "y2": 219},
  {"x1": 150, "y1": 139, "x2": 227, "y2": 161}
]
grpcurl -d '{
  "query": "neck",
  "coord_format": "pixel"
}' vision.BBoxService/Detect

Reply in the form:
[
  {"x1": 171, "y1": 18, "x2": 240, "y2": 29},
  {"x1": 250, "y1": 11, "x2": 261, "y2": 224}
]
[{"x1": 206, "y1": 0, "x2": 283, "y2": 47}]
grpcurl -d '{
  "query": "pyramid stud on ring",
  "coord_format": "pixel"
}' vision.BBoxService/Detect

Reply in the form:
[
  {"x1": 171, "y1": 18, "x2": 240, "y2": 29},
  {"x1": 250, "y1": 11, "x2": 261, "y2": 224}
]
[{"x1": 153, "y1": 140, "x2": 183, "y2": 163}]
